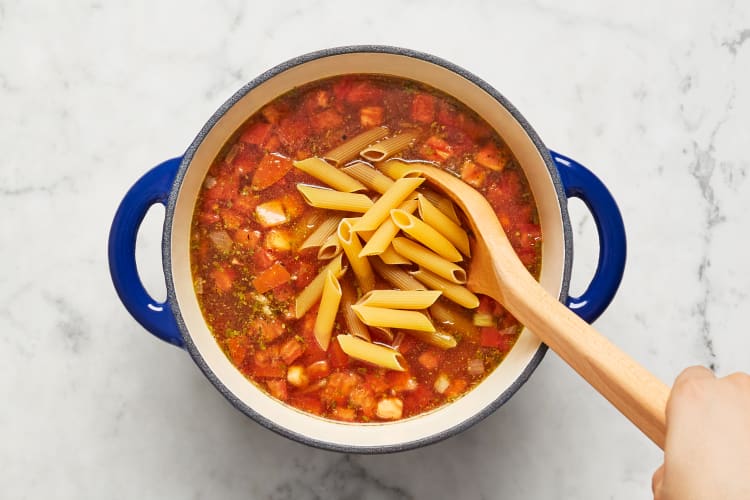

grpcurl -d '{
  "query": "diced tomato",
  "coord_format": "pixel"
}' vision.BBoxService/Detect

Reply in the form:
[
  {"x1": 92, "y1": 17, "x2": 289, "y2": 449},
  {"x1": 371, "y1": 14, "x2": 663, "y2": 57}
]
[
  {"x1": 364, "y1": 372, "x2": 390, "y2": 395},
  {"x1": 198, "y1": 210, "x2": 221, "y2": 225},
  {"x1": 331, "y1": 406, "x2": 357, "y2": 421},
  {"x1": 260, "y1": 105, "x2": 283, "y2": 124},
  {"x1": 475, "y1": 142, "x2": 510, "y2": 171},
  {"x1": 396, "y1": 333, "x2": 419, "y2": 354},
  {"x1": 348, "y1": 385, "x2": 376, "y2": 417},
  {"x1": 360, "y1": 106, "x2": 384, "y2": 127},
  {"x1": 251, "y1": 153, "x2": 293, "y2": 191},
  {"x1": 417, "y1": 350, "x2": 442, "y2": 370},
  {"x1": 253, "y1": 345, "x2": 286, "y2": 378},
  {"x1": 203, "y1": 175, "x2": 239, "y2": 203},
  {"x1": 444, "y1": 378, "x2": 468, "y2": 399},
  {"x1": 233, "y1": 228, "x2": 261, "y2": 247},
  {"x1": 329, "y1": 337, "x2": 350, "y2": 368},
  {"x1": 266, "y1": 379, "x2": 289, "y2": 401},
  {"x1": 304, "y1": 89, "x2": 331, "y2": 112},
  {"x1": 240, "y1": 122, "x2": 272, "y2": 146},
  {"x1": 321, "y1": 371, "x2": 362, "y2": 406},
  {"x1": 277, "y1": 117, "x2": 309, "y2": 150},
  {"x1": 477, "y1": 295, "x2": 495, "y2": 315},
  {"x1": 306, "y1": 360, "x2": 330, "y2": 381},
  {"x1": 459, "y1": 114, "x2": 492, "y2": 141},
  {"x1": 231, "y1": 193, "x2": 259, "y2": 215},
  {"x1": 252, "y1": 248, "x2": 276, "y2": 270},
  {"x1": 420, "y1": 136, "x2": 453, "y2": 161},
  {"x1": 411, "y1": 94, "x2": 436, "y2": 123},
  {"x1": 211, "y1": 267, "x2": 235, "y2": 292},
  {"x1": 253, "y1": 363, "x2": 286, "y2": 379},
  {"x1": 272, "y1": 283, "x2": 295, "y2": 302},
  {"x1": 225, "y1": 336, "x2": 249, "y2": 366},
  {"x1": 263, "y1": 134, "x2": 281, "y2": 153},
  {"x1": 480, "y1": 326, "x2": 517, "y2": 349},
  {"x1": 293, "y1": 260, "x2": 316, "y2": 289},
  {"x1": 278, "y1": 191, "x2": 306, "y2": 221},
  {"x1": 252, "y1": 317, "x2": 285, "y2": 343},
  {"x1": 436, "y1": 100, "x2": 459, "y2": 127},
  {"x1": 220, "y1": 210, "x2": 243, "y2": 230},
  {"x1": 279, "y1": 337, "x2": 305, "y2": 365},
  {"x1": 298, "y1": 309, "x2": 328, "y2": 364},
  {"x1": 384, "y1": 371, "x2": 415, "y2": 393},
  {"x1": 252, "y1": 262, "x2": 291, "y2": 293},
  {"x1": 341, "y1": 81, "x2": 383, "y2": 104},
  {"x1": 460, "y1": 160, "x2": 487, "y2": 188},
  {"x1": 311, "y1": 109, "x2": 343, "y2": 131}
]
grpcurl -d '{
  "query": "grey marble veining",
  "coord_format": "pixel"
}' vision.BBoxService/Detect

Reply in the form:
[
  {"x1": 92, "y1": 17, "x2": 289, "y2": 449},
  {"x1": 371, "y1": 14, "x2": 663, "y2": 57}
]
[{"x1": 1, "y1": 0, "x2": 749, "y2": 498}]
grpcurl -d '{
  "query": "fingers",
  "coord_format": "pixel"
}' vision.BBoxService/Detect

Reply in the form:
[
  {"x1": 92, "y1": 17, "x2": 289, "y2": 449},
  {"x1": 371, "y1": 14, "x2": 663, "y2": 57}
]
[
  {"x1": 652, "y1": 464, "x2": 665, "y2": 498},
  {"x1": 673, "y1": 365, "x2": 715, "y2": 386}
]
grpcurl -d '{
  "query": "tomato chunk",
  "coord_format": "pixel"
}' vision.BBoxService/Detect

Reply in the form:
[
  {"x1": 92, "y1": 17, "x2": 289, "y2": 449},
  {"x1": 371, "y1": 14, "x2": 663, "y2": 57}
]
[
  {"x1": 211, "y1": 267, "x2": 235, "y2": 293},
  {"x1": 411, "y1": 94, "x2": 435, "y2": 123},
  {"x1": 279, "y1": 337, "x2": 305, "y2": 365},
  {"x1": 266, "y1": 379, "x2": 288, "y2": 401},
  {"x1": 475, "y1": 142, "x2": 510, "y2": 171},
  {"x1": 251, "y1": 153, "x2": 292, "y2": 191},
  {"x1": 240, "y1": 122, "x2": 272, "y2": 146},
  {"x1": 460, "y1": 160, "x2": 487, "y2": 188},
  {"x1": 252, "y1": 262, "x2": 291, "y2": 293},
  {"x1": 311, "y1": 109, "x2": 343, "y2": 131},
  {"x1": 360, "y1": 106, "x2": 384, "y2": 127}
]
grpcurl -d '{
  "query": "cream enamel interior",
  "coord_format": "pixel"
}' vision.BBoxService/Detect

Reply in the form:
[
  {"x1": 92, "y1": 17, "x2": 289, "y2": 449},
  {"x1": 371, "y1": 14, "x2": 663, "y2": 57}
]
[{"x1": 170, "y1": 52, "x2": 567, "y2": 448}]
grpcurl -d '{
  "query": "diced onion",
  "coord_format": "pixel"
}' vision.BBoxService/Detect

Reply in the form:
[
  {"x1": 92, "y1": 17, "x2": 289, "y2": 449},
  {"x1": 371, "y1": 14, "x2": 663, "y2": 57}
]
[
  {"x1": 434, "y1": 373, "x2": 450, "y2": 394},
  {"x1": 208, "y1": 230, "x2": 233, "y2": 253},
  {"x1": 467, "y1": 359, "x2": 485, "y2": 376},
  {"x1": 376, "y1": 397, "x2": 403, "y2": 420}
]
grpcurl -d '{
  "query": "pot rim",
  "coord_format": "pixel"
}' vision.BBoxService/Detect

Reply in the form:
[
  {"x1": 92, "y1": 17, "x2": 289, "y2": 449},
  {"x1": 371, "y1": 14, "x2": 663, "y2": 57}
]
[{"x1": 163, "y1": 45, "x2": 573, "y2": 453}]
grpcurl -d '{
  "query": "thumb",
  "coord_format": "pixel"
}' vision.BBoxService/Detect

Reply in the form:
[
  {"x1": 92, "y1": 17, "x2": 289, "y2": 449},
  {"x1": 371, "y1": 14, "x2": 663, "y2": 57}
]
[{"x1": 652, "y1": 464, "x2": 665, "y2": 499}]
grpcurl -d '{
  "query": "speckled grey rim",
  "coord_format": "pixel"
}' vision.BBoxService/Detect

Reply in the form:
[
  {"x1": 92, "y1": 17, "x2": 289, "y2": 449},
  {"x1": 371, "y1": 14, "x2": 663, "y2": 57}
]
[{"x1": 163, "y1": 45, "x2": 574, "y2": 454}]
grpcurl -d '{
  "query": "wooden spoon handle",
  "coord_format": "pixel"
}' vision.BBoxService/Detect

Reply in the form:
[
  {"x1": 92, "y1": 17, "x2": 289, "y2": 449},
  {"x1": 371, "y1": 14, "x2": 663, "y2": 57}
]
[{"x1": 489, "y1": 250, "x2": 669, "y2": 448}]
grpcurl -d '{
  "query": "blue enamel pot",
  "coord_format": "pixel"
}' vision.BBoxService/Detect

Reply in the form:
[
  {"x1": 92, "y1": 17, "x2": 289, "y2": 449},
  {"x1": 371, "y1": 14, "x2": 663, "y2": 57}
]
[{"x1": 108, "y1": 46, "x2": 626, "y2": 453}]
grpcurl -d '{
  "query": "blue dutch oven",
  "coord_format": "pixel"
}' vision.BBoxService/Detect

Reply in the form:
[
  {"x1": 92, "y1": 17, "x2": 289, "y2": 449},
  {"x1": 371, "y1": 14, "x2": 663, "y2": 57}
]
[{"x1": 109, "y1": 46, "x2": 625, "y2": 453}]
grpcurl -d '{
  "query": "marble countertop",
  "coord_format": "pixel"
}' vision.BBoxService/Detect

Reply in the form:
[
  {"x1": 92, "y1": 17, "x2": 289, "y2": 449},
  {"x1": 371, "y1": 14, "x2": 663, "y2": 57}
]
[{"x1": 2, "y1": 1, "x2": 749, "y2": 498}]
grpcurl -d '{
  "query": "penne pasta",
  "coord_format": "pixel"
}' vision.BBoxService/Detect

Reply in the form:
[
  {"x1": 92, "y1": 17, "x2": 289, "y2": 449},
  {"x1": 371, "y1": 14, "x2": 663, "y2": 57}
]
[
  {"x1": 323, "y1": 126, "x2": 389, "y2": 166},
  {"x1": 313, "y1": 271, "x2": 342, "y2": 351},
  {"x1": 338, "y1": 218, "x2": 375, "y2": 292},
  {"x1": 341, "y1": 279, "x2": 370, "y2": 341},
  {"x1": 351, "y1": 304, "x2": 435, "y2": 332},
  {"x1": 293, "y1": 157, "x2": 367, "y2": 193},
  {"x1": 360, "y1": 131, "x2": 419, "y2": 162},
  {"x1": 419, "y1": 188, "x2": 461, "y2": 223},
  {"x1": 379, "y1": 245, "x2": 412, "y2": 265},
  {"x1": 410, "y1": 267, "x2": 480, "y2": 309},
  {"x1": 377, "y1": 159, "x2": 428, "y2": 180},
  {"x1": 300, "y1": 214, "x2": 344, "y2": 250},
  {"x1": 417, "y1": 194, "x2": 470, "y2": 256},
  {"x1": 371, "y1": 257, "x2": 426, "y2": 291},
  {"x1": 429, "y1": 300, "x2": 478, "y2": 337},
  {"x1": 359, "y1": 199, "x2": 418, "y2": 257},
  {"x1": 351, "y1": 177, "x2": 424, "y2": 232},
  {"x1": 402, "y1": 329, "x2": 458, "y2": 350},
  {"x1": 317, "y1": 232, "x2": 343, "y2": 260},
  {"x1": 358, "y1": 290, "x2": 442, "y2": 310},
  {"x1": 342, "y1": 161, "x2": 395, "y2": 194},
  {"x1": 336, "y1": 334, "x2": 406, "y2": 372},
  {"x1": 294, "y1": 254, "x2": 345, "y2": 318},
  {"x1": 390, "y1": 209, "x2": 463, "y2": 262},
  {"x1": 391, "y1": 237, "x2": 467, "y2": 284},
  {"x1": 296, "y1": 184, "x2": 374, "y2": 213}
]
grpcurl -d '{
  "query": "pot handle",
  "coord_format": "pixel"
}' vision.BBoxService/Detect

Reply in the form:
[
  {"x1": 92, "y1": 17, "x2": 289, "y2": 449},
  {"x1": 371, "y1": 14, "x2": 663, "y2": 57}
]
[
  {"x1": 108, "y1": 157, "x2": 185, "y2": 348},
  {"x1": 550, "y1": 150, "x2": 626, "y2": 323}
]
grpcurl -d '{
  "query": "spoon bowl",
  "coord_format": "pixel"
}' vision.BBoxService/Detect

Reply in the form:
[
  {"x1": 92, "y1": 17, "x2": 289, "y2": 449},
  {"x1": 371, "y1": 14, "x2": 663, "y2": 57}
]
[{"x1": 414, "y1": 163, "x2": 670, "y2": 448}]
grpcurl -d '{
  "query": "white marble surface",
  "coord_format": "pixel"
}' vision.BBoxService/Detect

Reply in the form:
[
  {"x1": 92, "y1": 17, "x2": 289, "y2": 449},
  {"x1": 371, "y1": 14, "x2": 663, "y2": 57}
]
[{"x1": 2, "y1": 0, "x2": 749, "y2": 498}]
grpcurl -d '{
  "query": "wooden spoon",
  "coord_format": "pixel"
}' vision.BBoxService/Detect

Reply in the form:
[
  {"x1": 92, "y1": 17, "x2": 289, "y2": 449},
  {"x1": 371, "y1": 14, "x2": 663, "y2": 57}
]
[{"x1": 414, "y1": 164, "x2": 670, "y2": 448}]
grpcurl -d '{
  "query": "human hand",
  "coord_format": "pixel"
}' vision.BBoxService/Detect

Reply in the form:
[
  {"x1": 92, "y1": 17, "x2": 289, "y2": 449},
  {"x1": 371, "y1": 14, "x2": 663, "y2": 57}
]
[{"x1": 652, "y1": 366, "x2": 750, "y2": 499}]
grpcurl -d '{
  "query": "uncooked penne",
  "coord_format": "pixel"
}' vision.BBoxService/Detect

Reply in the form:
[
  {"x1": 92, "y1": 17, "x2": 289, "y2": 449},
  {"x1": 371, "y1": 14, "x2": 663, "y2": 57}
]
[
  {"x1": 371, "y1": 258, "x2": 426, "y2": 291},
  {"x1": 359, "y1": 199, "x2": 418, "y2": 257},
  {"x1": 300, "y1": 214, "x2": 344, "y2": 250},
  {"x1": 417, "y1": 194, "x2": 470, "y2": 256},
  {"x1": 342, "y1": 161, "x2": 395, "y2": 194},
  {"x1": 391, "y1": 237, "x2": 467, "y2": 284},
  {"x1": 323, "y1": 126, "x2": 389, "y2": 166},
  {"x1": 358, "y1": 290, "x2": 442, "y2": 310},
  {"x1": 379, "y1": 245, "x2": 412, "y2": 265},
  {"x1": 294, "y1": 254, "x2": 345, "y2": 318},
  {"x1": 341, "y1": 279, "x2": 370, "y2": 341},
  {"x1": 338, "y1": 218, "x2": 375, "y2": 292},
  {"x1": 402, "y1": 329, "x2": 457, "y2": 350},
  {"x1": 317, "y1": 232, "x2": 342, "y2": 260},
  {"x1": 360, "y1": 131, "x2": 419, "y2": 163},
  {"x1": 429, "y1": 300, "x2": 478, "y2": 336},
  {"x1": 390, "y1": 209, "x2": 463, "y2": 262},
  {"x1": 351, "y1": 177, "x2": 424, "y2": 232},
  {"x1": 351, "y1": 304, "x2": 435, "y2": 332},
  {"x1": 419, "y1": 188, "x2": 461, "y2": 224},
  {"x1": 313, "y1": 271, "x2": 342, "y2": 351},
  {"x1": 293, "y1": 157, "x2": 367, "y2": 193},
  {"x1": 410, "y1": 267, "x2": 480, "y2": 309},
  {"x1": 336, "y1": 334, "x2": 406, "y2": 372},
  {"x1": 377, "y1": 159, "x2": 427, "y2": 180},
  {"x1": 297, "y1": 184, "x2": 373, "y2": 213}
]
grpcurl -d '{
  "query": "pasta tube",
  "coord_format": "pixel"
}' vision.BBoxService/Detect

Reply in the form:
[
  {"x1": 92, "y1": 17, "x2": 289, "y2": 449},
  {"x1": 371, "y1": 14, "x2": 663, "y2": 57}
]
[
  {"x1": 351, "y1": 305, "x2": 435, "y2": 332},
  {"x1": 294, "y1": 254, "x2": 345, "y2": 318},
  {"x1": 391, "y1": 237, "x2": 467, "y2": 284},
  {"x1": 351, "y1": 177, "x2": 424, "y2": 232},
  {"x1": 360, "y1": 131, "x2": 419, "y2": 162},
  {"x1": 342, "y1": 161, "x2": 395, "y2": 194},
  {"x1": 338, "y1": 218, "x2": 375, "y2": 292},
  {"x1": 296, "y1": 184, "x2": 373, "y2": 213},
  {"x1": 389, "y1": 209, "x2": 463, "y2": 262},
  {"x1": 336, "y1": 335, "x2": 406, "y2": 372},
  {"x1": 359, "y1": 199, "x2": 418, "y2": 257},
  {"x1": 313, "y1": 271, "x2": 342, "y2": 351},
  {"x1": 371, "y1": 257, "x2": 426, "y2": 291},
  {"x1": 410, "y1": 267, "x2": 480, "y2": 309},
  {"x1": 357, "y1": 290, "x2": 442, "y2": 310},
  {"x1": 417, "y1": 194, "x2": 470, "y2": 256},
  {"x1": 323, "y1": 126, "x2": 389, "y2": 166},
  {"x1": 341, "y1": 279, "x2": 370, "y2": 341},
  {"x1": 300, "y1": 215, "x2": 344, "y2": 250},
  {"x1": 293, "y1": 157, "x2": 367, "y2": 192}
]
